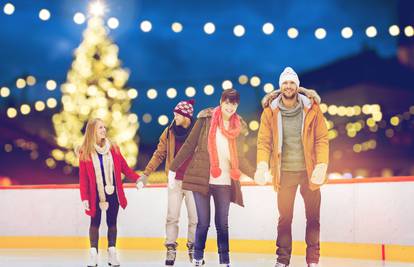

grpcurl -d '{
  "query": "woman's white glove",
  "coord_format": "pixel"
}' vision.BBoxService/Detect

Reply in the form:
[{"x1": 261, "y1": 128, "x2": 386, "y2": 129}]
[
  {"x1": 82, "y1": 200, "x2": 90, "y2": 211},
  {"x1": 136, "y1": 175, "x2": 148, "y2": 190},
  {"x1": 168, "y1": 170, "x2": 176, "y2": 189}
]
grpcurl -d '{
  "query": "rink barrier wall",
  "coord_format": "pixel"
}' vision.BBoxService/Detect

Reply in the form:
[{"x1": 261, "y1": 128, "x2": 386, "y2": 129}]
[{"x1": 1, "y1": 176, "x2": 414, "y2": 262}]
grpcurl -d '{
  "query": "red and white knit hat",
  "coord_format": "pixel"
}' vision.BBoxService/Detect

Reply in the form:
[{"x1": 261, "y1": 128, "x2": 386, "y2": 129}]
[{"x1": 173, "y1": 99, "x2": 195, "y2": 119}]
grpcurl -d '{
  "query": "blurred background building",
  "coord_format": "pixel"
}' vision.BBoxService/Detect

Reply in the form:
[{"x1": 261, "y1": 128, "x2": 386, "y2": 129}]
[{"x1": 0, "y1": 0, "x2": 413, "y2": 185}]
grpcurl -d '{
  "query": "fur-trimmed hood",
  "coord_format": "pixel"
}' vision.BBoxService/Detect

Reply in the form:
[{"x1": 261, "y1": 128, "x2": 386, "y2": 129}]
[{"x1": 261, "y1": 87, "x2": 321, "y2": 109}]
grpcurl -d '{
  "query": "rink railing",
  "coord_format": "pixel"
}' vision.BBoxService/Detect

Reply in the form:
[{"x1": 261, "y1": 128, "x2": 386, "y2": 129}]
[
  {"x1": 1, "y1": 176, "x2": 414, "y2": 190},
  {"x1": 1, "y1": 176, "x2": 414, "y2": 262}
]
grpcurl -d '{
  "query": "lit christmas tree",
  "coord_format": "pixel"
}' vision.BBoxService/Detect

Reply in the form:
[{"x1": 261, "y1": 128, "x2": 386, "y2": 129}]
[{"x1": 52, "y1": 3, "x2": 139, "y2": 168}]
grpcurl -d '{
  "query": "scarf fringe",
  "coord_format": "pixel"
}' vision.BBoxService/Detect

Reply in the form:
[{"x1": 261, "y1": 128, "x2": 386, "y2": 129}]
[
  {"x1": 92, "y1": 139, "x2": 115, "y2": 211},
  {"x1": 208, "y1": 107, "x2": 242, "y2": 181}
]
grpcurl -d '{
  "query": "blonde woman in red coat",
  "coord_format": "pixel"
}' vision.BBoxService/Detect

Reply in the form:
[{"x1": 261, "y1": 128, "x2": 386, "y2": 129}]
[{"x1": 78, "y1": 118, "x2": 142, "y2": 267}]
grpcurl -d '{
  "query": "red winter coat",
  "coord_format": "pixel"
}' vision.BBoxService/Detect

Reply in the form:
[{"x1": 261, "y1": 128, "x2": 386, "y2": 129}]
[{"x1": 79, "y1": 146, "x2": 140, "y2": 217}]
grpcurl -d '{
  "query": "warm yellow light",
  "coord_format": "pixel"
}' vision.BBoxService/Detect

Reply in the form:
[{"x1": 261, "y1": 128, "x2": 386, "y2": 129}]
[
  {"x1": 390, "y1": 116, "x2": 399, "y2": 126},
  {"x1": 7, "y1": 107, "x2": 17, "y2": 118},
  {"x1": 238, "y1": 75, "x2": 248, "y2": 85},
  {"x1": 204, "y1": 22, "x2": 215, "y2": 34},
  {"x1": 185, "y1": 86, "x2": 196, "y2": 97},
  {"x1": 328, "y1": 129, "x2": 338, "y2": 140},
  {"x1": 26, "y1": 75, "x2": 36, "y2": 86},
  {"x1": 89, "y1": 1, "x2": 106, "y2": 17},
  {"x1": 249, "y1": 120, "x2": 259, "y2": 131},
  {"x1": 45, "y1": 158, "x2": 56, "y2": 169},
  {"x1": 372, "y1": 112, "x2": 382, "y2": 122},
  {"x1": 87, "y1": 85, "x2": 98, "y2": 96},
  {"x1": 233, "y1": 25, "x2": 245, "y2": 37},
  {"x1": 52, "y1": 149, "x2": 65, "y2": 161},
  {"x1": 250, "y1": 76, "x2": 261, "y2": 87},
  {"x1": 39, "y1": 9, "x2": 51, "y2": 21},
  {"x1": 366, "y1": 26, "x2": 377, "y2": 38},
  {"x1": 158, "y1": 115, "x2": 169, "y2": 126},
  {"x1": 0, "y1": 87, "x2": 10, "y2": 97},
  {"x1": 16, "y1": 78, "x2": 26, "y2": 89},
  {"x1": 389, "y1": 25, "x2": 400, "y2": 36},
  {"x1": 128, "y1": 114, "x2": 138, "y2": 124},
  {"x1": 143, "y1": 113, "x2": 152, "y2": 123},
  {"x1": 222, "y1": 80, "x2": 233, "y2": 90},
  {"x1": 315, "y1": 28, "x2": 327, "y2": 39},
  {"x1": 368, "y1": 140, "x2": 377, "y2": 149},
  {"x1": 47, "y1": 98, "x2": 57, "y2": 108},
  {"x1": 287, "y1": 27, "x2": 299, "y2": 39},
  {"x1": 166, "y1": 88, "x2": 177, "y2": 99},
  {"x1": 337, "y1": 106, "x2": 347, "y2": 117},
  {"x1": 327, "y1": 105, "x2": 338, "y2": 116},
  {"x1": 404, "y1": 26, "x2": 414, "y2": 37},
  {"x1": 262, "y1": 23, "x2": 274, "y2": 35},
  {"x1": 362, "y1": 104, "x2": 371, "y2": 114},
  {"x1": 351, "y1": 106, "x2": 360, "y2": 116},
  {"x1": 107, "y1": 17, "x2": 119, "y2": 29},
  {"x1": 127, "y1": 88, "x2": 138, "y2": 99},
  {"x1": 366, "y1": 118, "x2": 376, "y2": 128},
  {"x1": 20, "y1": 104, "x2": 31, "y2": 115},
  {"x1": 263, "y1": 83, "x2": 274, "y2": 93},
  {"x1": 353, "y1": 144, "x2": 362, "y2": 153},
  {"x1": 172, "y1": 22, "x2": 183, "y2": 33},
  {"x1": 4, "y1": 3, "x2": 15, "y2": 15},
  {"x1": 140, "y1": 20, "x2": 152, "y2": 32},
  {"x1": 204, "y1": 85, "x2": 214, "y2": 95},
  {"x1": 73, "y1": 12, "x2": 86, "y2": 24},
  {"x1": 108, "y1": 87, "x2": 118, "y2": 98},
  {"x1": 341, "y1": 27, "x2": 353, "y2": 39},
  {"x1": 46, "y1": 80, "x2": 57, "y2": 90},
  {"x1": 35, "y1": 101, "x2": 46, "y2": 111},
  {"x1": 147, "y1": 88, "x2": 158, "y2": 99}
]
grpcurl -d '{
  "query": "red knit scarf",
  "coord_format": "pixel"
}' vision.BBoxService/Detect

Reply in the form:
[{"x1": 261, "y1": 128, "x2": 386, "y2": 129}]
[{"x1": 208, "y1": 107, "x2": 242, "y2": 181}]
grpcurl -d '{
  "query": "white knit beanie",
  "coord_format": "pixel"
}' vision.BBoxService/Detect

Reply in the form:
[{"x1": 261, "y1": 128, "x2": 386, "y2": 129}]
[{"x1": 279, "y1": 67, "x2": 300, "y2": 88}]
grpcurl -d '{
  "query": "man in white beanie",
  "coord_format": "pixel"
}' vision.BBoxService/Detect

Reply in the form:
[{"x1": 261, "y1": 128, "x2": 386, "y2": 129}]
[{"x1": 255, "y1": 67, "x2": 329, "y2": 267}]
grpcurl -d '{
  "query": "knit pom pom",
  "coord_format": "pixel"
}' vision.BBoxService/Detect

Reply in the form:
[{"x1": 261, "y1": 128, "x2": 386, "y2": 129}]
[
  {"x1": 105, "y1": 185, "x2": 115, "y2": 195},
  {"x1": 210, "y1": 167, "x2": 222, "y2": 178},
  {"x1": 230, "y1": 169, "x2": 241, "y2": 180}
]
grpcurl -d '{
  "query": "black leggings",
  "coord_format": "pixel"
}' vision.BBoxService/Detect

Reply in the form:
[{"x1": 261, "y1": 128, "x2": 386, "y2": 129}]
[{"x1": 89, "y1": 193, "x2": 119, "y2": 248}]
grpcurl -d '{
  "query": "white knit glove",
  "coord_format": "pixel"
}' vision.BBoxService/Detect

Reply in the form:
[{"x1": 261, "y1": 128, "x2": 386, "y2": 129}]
[
  {"x1": 254, "y1": 162, "x2": 271, "y2": 186},
  {"x1": 136, "y1": 175, "x2": 148, "y2": 190},
  {"x1": 82, "y1": 200, "x2": 90, "y2": 211},
  {"x1": 311, "y1": 163, "x2": 328, "y2": 185},
  {"x1": 168, "y1": 170, "x2": 176, "y2": 189}
]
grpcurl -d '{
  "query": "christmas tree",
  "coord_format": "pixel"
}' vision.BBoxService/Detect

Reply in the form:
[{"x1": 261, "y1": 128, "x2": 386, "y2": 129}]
[{"x1": 52, "y1": 7, "x2": 139, "y2": 168}]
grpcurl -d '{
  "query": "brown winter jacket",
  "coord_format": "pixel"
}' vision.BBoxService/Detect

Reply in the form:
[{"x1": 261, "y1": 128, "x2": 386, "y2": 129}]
[
  {"x1": 257, "y1": 89, "x2": 329, "y2": 192},
  {"x1": 169, "y1": 108, "x2": 255, "y2": 207},
  {"x1": 143, "y1": 123, "x2": 177, "y2": 177}
]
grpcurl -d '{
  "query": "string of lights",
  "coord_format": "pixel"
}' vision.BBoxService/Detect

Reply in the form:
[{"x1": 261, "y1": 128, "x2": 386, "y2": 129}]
[{"x1": 2, "y1": 2, "x2": 414, "y2": 39}]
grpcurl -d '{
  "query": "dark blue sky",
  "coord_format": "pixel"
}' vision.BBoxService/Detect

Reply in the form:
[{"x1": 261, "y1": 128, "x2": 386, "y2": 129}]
[{"x1": 0, "y1": 0, "x2": 400, "y2": 143}]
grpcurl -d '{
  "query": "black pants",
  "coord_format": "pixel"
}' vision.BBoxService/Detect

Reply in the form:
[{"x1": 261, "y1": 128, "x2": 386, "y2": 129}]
[
  {"x1": 276, "y1": 171, "x2": 321, "y2": 265},
  {"x1": 89, "y1": 192, "x2": 119, "y2": 248}
]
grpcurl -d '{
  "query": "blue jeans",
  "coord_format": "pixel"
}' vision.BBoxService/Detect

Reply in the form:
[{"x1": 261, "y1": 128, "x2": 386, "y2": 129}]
[{"x1": 193, "y1": 185, "x2": 231, "y2": 264}]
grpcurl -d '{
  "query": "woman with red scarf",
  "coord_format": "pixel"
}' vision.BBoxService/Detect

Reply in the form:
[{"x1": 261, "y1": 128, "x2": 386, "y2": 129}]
[{"x1": 168, "y1": 89, "x2": 255, "y2": 267}]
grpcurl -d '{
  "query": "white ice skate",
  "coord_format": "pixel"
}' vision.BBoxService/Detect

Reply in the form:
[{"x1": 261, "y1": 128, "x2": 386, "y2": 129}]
[
  {"x1": 86, "y1": 247, "x2": 98, "y2": 267},
  {"x1": 108, "y1": 246, "x2": 120, "y2": 267},
  {"x1": 192, "y1": 258, "x2": 205, "y2": 266}
]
